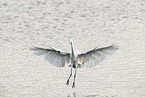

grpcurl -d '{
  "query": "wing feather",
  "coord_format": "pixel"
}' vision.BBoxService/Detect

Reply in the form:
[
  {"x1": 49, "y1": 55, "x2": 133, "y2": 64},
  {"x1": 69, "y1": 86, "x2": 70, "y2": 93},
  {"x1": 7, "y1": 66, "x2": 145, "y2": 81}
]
[
  {"x1": 30, "y1": 46, "x2": 70, "y2": 67},
  {"x1": 78, "y1": 44, "x2": 119, "y2": 68}
]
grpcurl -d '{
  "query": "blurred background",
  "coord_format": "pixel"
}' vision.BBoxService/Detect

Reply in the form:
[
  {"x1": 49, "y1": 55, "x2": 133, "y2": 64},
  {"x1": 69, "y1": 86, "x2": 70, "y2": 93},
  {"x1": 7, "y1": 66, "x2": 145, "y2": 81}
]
[{"x1": 0, "y1": 0, "x2": 145, "y2": 96}]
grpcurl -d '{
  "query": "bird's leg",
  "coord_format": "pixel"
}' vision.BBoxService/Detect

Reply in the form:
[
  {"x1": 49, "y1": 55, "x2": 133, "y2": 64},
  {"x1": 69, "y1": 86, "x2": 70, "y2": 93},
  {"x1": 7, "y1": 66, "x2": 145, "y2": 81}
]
[
  {"x1": 72, "y1": 68, "x2": 77, "y2": 88},
  {"x1": 66, "y1": 66, "x2": 72, "y2": 85}
]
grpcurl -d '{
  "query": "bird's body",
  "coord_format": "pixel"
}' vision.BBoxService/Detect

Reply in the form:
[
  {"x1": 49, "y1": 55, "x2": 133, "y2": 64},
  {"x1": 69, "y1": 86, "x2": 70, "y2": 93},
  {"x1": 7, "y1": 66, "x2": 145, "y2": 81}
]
[{"x1": 30, "y1": 40, "x2": 118, "y2": 88}]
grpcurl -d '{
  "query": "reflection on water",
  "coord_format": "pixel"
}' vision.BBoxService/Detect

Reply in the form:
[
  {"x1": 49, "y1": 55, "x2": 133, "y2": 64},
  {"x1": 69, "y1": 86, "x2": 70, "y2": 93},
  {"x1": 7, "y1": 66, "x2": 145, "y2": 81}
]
[{"x1": 67, "y1": 92, "x2": 76, "y2": 97}]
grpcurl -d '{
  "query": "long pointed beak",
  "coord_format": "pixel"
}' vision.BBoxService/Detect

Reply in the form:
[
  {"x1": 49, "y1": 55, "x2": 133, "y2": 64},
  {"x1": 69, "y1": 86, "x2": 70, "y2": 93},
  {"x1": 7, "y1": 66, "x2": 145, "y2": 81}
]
[{"x1": 69, "y1": 41, "x2": 71, "y2": 44}]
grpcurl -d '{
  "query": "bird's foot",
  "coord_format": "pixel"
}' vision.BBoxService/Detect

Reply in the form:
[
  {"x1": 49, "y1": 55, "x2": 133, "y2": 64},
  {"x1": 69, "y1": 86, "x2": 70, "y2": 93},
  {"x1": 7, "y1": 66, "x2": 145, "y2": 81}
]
[
  {"x1": 72, "y1": 82, "x2": 75, "y2": 88},
  {"x1": 66, "y1": 80, "x2": 69, "y2": 85}
]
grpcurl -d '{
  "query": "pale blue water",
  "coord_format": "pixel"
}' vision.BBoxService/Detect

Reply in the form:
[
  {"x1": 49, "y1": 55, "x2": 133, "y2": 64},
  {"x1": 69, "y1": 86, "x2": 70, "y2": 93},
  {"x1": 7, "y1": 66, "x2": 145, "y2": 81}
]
[{"x1": 0, "y1": 0, "x2": 145, "y2": 97}]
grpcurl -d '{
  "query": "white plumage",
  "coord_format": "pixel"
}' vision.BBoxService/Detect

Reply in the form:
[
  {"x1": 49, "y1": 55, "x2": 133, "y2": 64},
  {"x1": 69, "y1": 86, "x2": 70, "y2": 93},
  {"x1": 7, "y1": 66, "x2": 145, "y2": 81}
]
[{"x1": 30, "y1": 40, "x2": 119, "y2": 88}]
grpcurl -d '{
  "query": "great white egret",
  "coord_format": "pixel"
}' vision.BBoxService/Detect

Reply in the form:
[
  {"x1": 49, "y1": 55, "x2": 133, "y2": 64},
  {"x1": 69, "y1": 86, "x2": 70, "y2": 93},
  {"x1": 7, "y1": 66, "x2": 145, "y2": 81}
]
[{"x1": 30, "y1": 40, "x2": 118, "y2": 88}]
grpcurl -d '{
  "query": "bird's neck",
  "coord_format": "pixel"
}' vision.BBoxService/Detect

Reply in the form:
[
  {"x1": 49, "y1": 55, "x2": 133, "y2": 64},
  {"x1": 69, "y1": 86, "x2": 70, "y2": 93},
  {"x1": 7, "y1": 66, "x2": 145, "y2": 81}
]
[{"x1": 71, "y1": 43, "x2": 74, "y2": 55}]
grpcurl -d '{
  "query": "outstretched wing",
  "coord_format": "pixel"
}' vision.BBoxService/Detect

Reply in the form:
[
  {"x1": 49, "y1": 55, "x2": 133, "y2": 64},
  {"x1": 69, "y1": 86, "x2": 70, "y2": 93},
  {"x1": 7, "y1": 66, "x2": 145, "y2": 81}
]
[
  {"x1": 78, "y1": 45, "x2": 119, "y2": 68},
  {"x1": 30, "y1": 46, "x2": 70, "y2": 67}
]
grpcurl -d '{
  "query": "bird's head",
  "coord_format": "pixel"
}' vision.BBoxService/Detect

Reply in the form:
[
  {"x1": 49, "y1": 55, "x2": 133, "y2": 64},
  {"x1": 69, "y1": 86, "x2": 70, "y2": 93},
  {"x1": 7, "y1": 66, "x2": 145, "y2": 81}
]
[{"x1": 69, "y1": 39, "x2": 73, "y2": 44}]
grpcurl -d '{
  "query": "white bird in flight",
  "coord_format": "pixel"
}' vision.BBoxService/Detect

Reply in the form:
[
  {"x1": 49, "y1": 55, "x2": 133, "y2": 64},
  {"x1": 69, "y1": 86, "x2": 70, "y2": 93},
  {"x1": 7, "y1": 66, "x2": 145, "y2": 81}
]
[{"x1": 30, "y1": 39, "x2": 118, "y2": 88}]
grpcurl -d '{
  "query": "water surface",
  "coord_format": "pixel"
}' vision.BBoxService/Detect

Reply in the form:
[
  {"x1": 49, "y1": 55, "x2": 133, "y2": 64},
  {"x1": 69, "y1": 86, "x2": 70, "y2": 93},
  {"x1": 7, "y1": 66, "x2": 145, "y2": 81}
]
[{"x1": 0, "y1": 0, "x2": 145, "y2": 97}]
